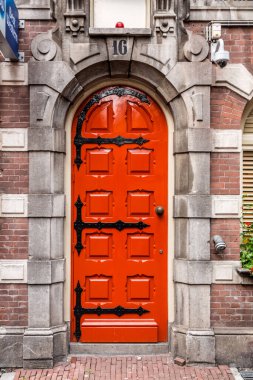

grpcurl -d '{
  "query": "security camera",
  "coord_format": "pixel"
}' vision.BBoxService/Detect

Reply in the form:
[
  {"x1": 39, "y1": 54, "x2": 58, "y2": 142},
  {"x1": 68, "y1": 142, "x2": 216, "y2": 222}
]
[{"x1": 211, "y1": 38, "x2": 229, "y2": 68}]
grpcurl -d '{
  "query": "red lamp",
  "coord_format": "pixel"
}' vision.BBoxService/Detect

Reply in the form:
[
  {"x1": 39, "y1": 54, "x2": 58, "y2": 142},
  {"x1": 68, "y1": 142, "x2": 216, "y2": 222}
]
[{"x1": 115, "y1": 21, "x2": 124, "y2": 28}]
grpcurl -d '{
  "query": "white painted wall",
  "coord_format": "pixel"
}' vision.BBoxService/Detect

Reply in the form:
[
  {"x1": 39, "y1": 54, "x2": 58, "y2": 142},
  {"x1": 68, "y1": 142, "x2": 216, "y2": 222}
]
[{"x1": 93, "y1": 0, "x2": 147, "y2": 28}]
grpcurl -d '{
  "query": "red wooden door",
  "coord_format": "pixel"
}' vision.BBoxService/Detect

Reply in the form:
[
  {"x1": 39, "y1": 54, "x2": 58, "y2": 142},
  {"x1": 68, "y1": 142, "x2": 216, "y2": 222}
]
[{"x1": 71, "y1": 86, "x2": 168, "y2": 343}]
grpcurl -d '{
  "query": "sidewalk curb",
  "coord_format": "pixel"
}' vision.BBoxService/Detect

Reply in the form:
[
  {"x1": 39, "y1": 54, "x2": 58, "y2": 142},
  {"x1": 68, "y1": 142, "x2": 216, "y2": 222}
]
[{"x1": 231, "y1": 368, "x2": 244, "y2": 380}]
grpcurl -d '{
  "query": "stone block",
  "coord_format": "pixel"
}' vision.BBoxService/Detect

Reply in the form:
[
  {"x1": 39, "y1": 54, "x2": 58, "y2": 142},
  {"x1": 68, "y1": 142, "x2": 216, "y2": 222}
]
[
  {"x1": 212, "y1": 129, "x2": 242, "y2": 152},
  {"x1": 0, "y1": 194, "x2": 28, "y2": 217},
  {"x1": 23, "y1": 335, "x2": 53, "y2": 360},
  {"x1": 28, "y1": 195, "x2": 65, "y2": 218},
  {"x1": 213, "y1": 264, "x2": 233, "y2": 282},
  {"x1": 0, "y1": 333, "x2": 23, "y2": 367},
  {"x1": 0, "y1": 260, "x2": 27, "y2": 283},
  {"x1": 89, "y1": 28, "x2": 152, "y2": 36},
  {"x1": 175, "y1": 284, "x2": 210, "y2": 329},
  {"x1": 69, "y1": 343, "x2": 169, "y2": 355},
  {"x1": 107, "y1": 37, "x2": 134, "y2": 62},
  {"x1": 52, "y1": 154, "x2": 65, "y2": 193},
  {"x1": 50, "y1": 284, "x2": 64, "y2": 326},
  {"x1": 76, "y1": 61, "x2": 110, "y2": 88},
  {"x1": 156, "y1": 77, "x2": 178, "y2": 103},
  {"x1": 174, "y1": 260, "x2": 212, "y2": 285},
  {"x1": 29, "y1": 62, "x2": 82, "y2": 102},
  {"x1": 212, "y1": 261, "x2": 242, "y2": 284},
  {"x1": 29, "y1": 218, "x2": 64, "y2": 260},
  {"x1": 214, "y1": 64, "x2": 253, "y2": 100},
  {"x1": 0, "y1": 128, "x2": 27, "y2": 151},
  {"x1": 28, "y1": 286, "x2": 50, "y2": 328},
  {"x1": 29, "y1": 152, "x2": 65, "y2": 194},
  {"x1": 174, "y1": 195, "x2": 212, "y2": 218},
  {"x1": 175, "y1": 283, "x2": 190, "y2": 327},
  {"x1": 28, "y1": 128, "x2": 65, "y2": 152},
  {"x1": 186, "y1": 331, "x2": 215, "y2": 364},
  {"x1": 52, "y1": 96, "x2": 71, "y2": 130},
  {"x1": 170, "y1": 327, "x2": 186, "y2": 360},
  {"x1": 27, "y1": 259, "x2": 65, "y2": 284},
  {"x1": 181, "y1": 87, "x2": 210, "y2": 129},
  {"x1": 30, "y1": 86, "x2": 59, "y2": 128},
  {"x1": 215, "y1": 330, "x2": 253, "y2": 367},
  {"x1": 175, "y1": 219, "x2": 210, "y2": 260},
  {"x1": 189, "y1": 5, "x2": 253, "y2": 22},
  {"x1": 70, "y1": 39, "x2": 108, "y2": 74},
  {"x1": 189, "y1": 286, "x2": 210, "y2": 328},
  {"x1": 166, "y1": 62, "x2": 212, "y2": 93},
  {"x1": 51, "y1": 218, "x2": 64, "y2": 259},
  {"x1": 70, "y1": 43, "x2": 101, "y2": 66},
  {"x1": 132, "y1": 38, "x2": 177, "y2": 76},
  {"x1": 53, "y1": 331, "x2": 68, "y2": 361},
  {"x1": 16, "y1": 0, "x2": 51, "y2": 20},
  {"x1": 29, "y1": 152, "x2": 51, "y2": 193},
  {"x1": 169, "y1": 97, "x2": 188, "y2": 129},
  {"x1": 212, "y1": 195, "x2": 241, "y2": 219},
  {"x1": 174, "y1": 129, "x2": 212, "y2": 153},
  {"x1": 130, "y1": 60, "x2": 168, "y2": 92},
  {"x1": 29, "y1": 219, "x2": 51, "y2": 260},
  {"x1": 109, "y1": 61, "x2": 131, "y2": 78},
  {"x1": 51, "y1": 260, "x2": 65, "y2": 283},
  {"x1": 23, "y1": 359, "x2": 53, "y2": 369},
  {"x1": 0, "y1": 62, "x2": 28, "y2": 85},
  {"x1": 175, "y1": 153, "x2": 210, "y2": 195}
]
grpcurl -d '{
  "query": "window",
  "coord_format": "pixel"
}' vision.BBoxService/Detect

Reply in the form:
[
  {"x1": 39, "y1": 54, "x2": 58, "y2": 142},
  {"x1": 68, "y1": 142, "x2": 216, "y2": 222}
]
[{"x1": 91, "y1": 0, "x2": 150, "y2": 28}]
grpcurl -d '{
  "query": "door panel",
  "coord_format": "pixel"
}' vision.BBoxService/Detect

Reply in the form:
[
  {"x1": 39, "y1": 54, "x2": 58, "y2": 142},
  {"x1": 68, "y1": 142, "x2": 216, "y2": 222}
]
[{"x1": 71, "y1": 86, "x2": 168, "y2": 343}]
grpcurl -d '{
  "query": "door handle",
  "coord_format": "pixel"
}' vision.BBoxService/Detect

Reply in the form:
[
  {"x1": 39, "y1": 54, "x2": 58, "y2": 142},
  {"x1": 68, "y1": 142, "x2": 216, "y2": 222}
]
[{"x1": 155, "y1": 206, "x2": 164, "y2": 216}]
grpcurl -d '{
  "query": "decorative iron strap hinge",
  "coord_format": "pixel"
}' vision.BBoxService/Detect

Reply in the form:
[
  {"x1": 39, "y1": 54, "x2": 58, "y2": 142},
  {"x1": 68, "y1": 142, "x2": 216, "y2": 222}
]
[
  {"x1": 74, "y1": 281, "x2": 150, "y2": 341},
  {"x1": 75, "y1": 135, "x2": 149, "y2": 147},
  {"x1": 73, "y1": 87, "x2": 151, "y2": 169},
  {"x1": 74, "y1": 196, "x2": 150, "y2": 255}
]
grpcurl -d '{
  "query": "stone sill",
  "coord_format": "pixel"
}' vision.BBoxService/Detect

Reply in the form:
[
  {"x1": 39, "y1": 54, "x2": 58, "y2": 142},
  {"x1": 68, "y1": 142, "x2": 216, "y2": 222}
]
[
  {"x1": 191, "y1": 6, "x2": 253, "y2": 9},
  {"x1": 89, "y1": 28, "x2": 152, "y2": 36},
  {"x1": 236, "y1": 267, "x2": 253, "y2": 284}
]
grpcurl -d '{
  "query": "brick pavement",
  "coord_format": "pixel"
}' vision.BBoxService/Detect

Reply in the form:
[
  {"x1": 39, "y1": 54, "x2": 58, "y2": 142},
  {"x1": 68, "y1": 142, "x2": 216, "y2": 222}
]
[{"x1": 14, "y1": 355, "x2": 235, "y2": 380}]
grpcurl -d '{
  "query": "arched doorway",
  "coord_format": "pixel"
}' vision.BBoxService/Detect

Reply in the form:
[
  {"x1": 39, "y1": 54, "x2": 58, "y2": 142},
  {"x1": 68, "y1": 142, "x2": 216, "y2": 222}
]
[{"x1": 71, "y1": 86, "x2": 168, "y2": 343}]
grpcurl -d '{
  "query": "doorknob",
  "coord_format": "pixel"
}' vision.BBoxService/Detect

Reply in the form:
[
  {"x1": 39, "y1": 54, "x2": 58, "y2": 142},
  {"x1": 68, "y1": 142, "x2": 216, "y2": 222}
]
[{"x1": 155, "y1": 206, "x2": 164, "y2": 216}]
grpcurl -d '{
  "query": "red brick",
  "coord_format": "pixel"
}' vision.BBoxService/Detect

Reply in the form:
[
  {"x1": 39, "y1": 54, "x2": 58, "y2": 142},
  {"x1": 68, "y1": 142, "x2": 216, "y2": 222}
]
[
  {"x1": 211, "y1": 285, "x2": 253, "y2": 327},
  {"x1": 0, "y1": 284, "x2": 28, "y2": 326},
  {"x1": 0, "y1": 218, "x2": 28, "y2": 260}
]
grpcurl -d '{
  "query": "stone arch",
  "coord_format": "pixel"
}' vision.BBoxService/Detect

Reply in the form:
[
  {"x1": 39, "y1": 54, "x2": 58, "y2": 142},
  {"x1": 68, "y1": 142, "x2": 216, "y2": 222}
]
[
  {"x1": 49, "y1": 60, "x2": 189, "y2": 131},
  {"x1": 26, "y1": 56, "x2": 213, "y2": 366}
]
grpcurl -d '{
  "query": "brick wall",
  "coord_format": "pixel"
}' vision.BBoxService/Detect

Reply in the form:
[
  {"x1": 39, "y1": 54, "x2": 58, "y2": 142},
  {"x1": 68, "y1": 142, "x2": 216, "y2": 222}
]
[
  {"x1": 223, "y1": 27, "x2": 253, "y2": 67},
  {"x1": 211, "y1": 284, "x2": 253, "y2": 327},
  {"x1": 0, "y1": 87, "x2": 29, "y2": 129},
  {"x1": 0, "y1": 218, "x2": 28, "y2": 260},
  {"x1": 211, "y1": 153, "x2": 240, "y2": 195},
  {"x1": 0, "y1": 284, "x2": 28, "y2": 327},
  {"x1": 211, "y1": 88, "x2": 246, "y2": 130},
  {"x1": 210, "y1": 219, "x2": 240, "y2": 261},
  {"x1": 0, "y1": 152, "x2": 29, "y2": 194}
]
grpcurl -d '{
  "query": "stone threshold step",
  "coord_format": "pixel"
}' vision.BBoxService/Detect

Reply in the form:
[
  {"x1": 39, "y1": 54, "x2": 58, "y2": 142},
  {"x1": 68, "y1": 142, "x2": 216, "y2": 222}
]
[{"x1": 69, "y1": 343, "x2": 169, "y2": 356}]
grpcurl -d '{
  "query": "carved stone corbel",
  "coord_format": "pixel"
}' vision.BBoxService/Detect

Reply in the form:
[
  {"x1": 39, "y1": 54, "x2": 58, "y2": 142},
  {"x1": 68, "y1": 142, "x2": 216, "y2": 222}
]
[
  {"x1": 154, "y1": 12, "x2": 176, "y2": 37},
  {"x1": 64, "y1": 11, "x2": 86, "y2": 36},
  {"x1": 154, "y1": 0, "x2": 176, "y2": 38},
  {"x1": 64, "y1": 0, "x2": 86, "y2": 37}
]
